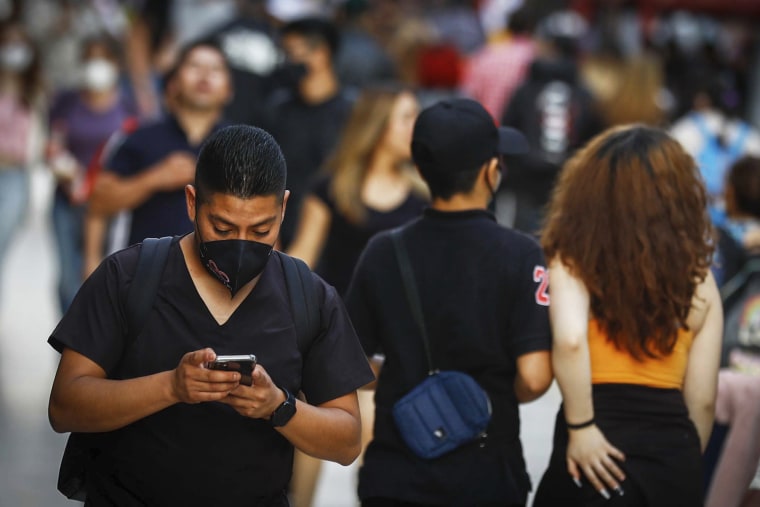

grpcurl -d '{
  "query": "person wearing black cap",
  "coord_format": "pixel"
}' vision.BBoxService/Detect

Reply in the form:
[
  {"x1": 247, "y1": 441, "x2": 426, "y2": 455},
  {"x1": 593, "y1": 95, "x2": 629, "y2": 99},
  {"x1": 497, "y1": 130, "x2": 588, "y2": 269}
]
[{"x1": 345, "y1": 98, "x2": 553, "y2": 507}]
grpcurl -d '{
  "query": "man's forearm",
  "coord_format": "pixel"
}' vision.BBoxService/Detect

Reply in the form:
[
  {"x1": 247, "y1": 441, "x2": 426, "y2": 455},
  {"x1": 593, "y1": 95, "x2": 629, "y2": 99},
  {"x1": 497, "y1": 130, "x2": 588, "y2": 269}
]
[
  {"x1": 277, "y1": 399, "x2": 362, "y2": 466},
  {"x1": 90, "y1": 167, "x2": 163, "y2": 215},
  {"x1": 49, "y1": 371, "x2": 177, "y2": 433}
]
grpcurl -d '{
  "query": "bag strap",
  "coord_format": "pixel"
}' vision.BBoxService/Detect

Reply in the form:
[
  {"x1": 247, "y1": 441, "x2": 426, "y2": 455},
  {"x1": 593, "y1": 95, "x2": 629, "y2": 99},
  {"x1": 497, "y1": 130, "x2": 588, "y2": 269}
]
[
  {"x1": 391, "y1": 228, "x2": 436, "y2": 374},
  {"x1": 277, "y1": 251, "x2": 320, "y2": 357},
  {"x1": 125, "y1": 236, "x2": 174, "y2": 342},
  {"x1": 721, "y1": 258, "x2": 760, "y2": 303}
]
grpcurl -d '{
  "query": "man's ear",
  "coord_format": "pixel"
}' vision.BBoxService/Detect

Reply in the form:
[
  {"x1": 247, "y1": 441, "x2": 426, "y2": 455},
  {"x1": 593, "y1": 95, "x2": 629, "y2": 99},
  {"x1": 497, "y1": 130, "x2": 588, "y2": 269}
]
[
  {"x1": 185, "y1": 185, "x2": 197, "y2": 222},
  {"x1": 281, "y1": 190, "x2": 290, "y2": 223},
  {"x1": 483, "y1": 157, "x2": 501, "y2": 189}
]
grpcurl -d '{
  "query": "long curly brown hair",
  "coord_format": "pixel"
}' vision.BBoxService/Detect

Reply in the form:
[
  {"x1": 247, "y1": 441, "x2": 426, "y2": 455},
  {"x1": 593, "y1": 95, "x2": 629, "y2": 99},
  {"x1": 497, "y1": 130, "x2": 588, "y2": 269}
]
[{"x1": 542, "y1": 125, "x2": 714, "y2": 359}]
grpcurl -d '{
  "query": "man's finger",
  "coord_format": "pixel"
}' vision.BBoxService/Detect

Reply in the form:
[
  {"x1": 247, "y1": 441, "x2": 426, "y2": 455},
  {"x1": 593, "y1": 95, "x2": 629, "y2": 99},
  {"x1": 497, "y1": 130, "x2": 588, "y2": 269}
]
[{"x1": 187, "y1": 348, "x2": 216, "y2": 366}]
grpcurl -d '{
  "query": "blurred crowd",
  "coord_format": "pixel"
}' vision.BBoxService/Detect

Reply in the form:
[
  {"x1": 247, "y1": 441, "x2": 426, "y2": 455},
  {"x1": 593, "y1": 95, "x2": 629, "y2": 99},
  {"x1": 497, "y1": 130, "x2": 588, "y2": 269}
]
[{"x1": 1, "y1": 0, "x2": 760, "y2": 505}]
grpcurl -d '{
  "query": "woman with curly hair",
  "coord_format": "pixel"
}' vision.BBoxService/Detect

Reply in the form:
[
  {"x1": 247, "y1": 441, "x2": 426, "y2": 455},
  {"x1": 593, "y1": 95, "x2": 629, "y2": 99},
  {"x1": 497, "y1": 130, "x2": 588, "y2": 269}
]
[{"x1": 533, "y1": 125, "x2": 723, "y2": 506}]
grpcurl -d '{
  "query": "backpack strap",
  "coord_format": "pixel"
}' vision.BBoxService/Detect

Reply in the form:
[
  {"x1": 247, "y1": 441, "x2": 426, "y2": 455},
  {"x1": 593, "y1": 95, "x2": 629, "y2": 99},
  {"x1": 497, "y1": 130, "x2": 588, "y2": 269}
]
[
  {"x1": 721, "y1": 258, "x2": 760, "y2": 302},
  {"x1": 277, "y1": 251, "x2": 320, "y2": 357},
  {"x1": 57, "y1": 235, "x2": 174, "y2": 502},
  {"x1": 125, "y1": 236, "x2": 174, "y2": 342}
]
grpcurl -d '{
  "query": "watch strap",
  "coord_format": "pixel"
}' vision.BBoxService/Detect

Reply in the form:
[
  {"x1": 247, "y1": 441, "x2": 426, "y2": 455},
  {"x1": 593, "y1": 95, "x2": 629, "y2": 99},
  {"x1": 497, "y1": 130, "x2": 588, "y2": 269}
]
[{"x1": 270, "y1": 388, "x2": 296, "y2": 427}]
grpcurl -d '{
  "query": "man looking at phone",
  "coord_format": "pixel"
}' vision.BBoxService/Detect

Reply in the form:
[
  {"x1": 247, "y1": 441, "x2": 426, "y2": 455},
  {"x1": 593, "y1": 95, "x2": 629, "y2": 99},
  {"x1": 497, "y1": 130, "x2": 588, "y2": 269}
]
[{"x1": 48, "y1": 125, "x2": 374, "y2": 506}]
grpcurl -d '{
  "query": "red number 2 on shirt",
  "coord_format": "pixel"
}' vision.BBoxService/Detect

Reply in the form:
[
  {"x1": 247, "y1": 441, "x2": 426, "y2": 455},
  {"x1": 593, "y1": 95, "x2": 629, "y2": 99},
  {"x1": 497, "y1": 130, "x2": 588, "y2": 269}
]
[{"x1": 533, "y1": 266, "x2": 550, "y2": 306}]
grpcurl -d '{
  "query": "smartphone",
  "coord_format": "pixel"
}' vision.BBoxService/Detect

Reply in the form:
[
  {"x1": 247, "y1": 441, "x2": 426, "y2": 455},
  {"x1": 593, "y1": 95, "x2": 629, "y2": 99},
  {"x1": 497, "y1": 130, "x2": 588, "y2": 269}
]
[{"x1": 207, "y1": 354, "x2": 257, "y2": 386}]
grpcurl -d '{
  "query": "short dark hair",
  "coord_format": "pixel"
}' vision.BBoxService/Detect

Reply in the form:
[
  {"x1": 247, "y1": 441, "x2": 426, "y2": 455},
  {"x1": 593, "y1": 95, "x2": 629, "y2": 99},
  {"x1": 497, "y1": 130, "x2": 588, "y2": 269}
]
[
  {"x1": 195, "y1": 125, "x2": 287, "y2": 204},
  {"x1": 280, "y1": 17, "x2": 340, "y2": 57},
  {"x1": 415, "y1": 163, "x2": 483, "y2": 200},
  {"x1": 80, "y1": 32, "x2": 121, "y2": 62},
  {"x1": 728, "y1": 155, "x2": 760, "y2": 219},
  {"x1": 173, "y1": 37, "x2": 230, "y2": 75}
]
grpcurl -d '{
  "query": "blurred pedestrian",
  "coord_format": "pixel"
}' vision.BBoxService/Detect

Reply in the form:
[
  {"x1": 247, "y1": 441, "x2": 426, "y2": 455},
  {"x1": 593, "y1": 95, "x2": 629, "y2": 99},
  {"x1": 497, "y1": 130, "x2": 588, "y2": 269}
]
[
  {"x1": 0, "y1": 21, "x2": 45, "y2": 302},
  {"x1": 346, "y1": 98, "x2": 553, "y2": 507},
  {"x1": 500, "y1": 9, "x2": 602, "y2": 235},
  {"x1": 88, "y1": 39, "x2": 231, "y2": 251},
  {"x1": 288, "y1": 86, "x2": 428, "y2": 294},
  {"x1": 670, "y1": 73, "x2": 760, "y2": 227},
  {"x1": 262, "y1": 17, "x2": 355, "y2": 250},
  {"x1": 460, "y1": 4, "x2": 536, "y2": 122},
  {"x1": 286, "y1": 85, "x2": 428, "y2": 507},
  {"x1": 533, "y1": 125, "x2": 722, "y2": 506},
  {"x1": 46, "y1": 33, "x2": 136, "y2": 313}
]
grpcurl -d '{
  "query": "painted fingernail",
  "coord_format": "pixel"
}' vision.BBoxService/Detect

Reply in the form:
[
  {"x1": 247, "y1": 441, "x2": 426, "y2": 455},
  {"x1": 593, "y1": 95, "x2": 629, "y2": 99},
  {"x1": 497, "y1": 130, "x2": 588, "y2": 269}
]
[
  {"x1": 573, "y1": 477, "x2": 582, "y2": 488},
  {"x1": 614, "y1": 486, "x2": 625, "y2": 496},
  {"x1": 600, "y1": 489, "x2": 611, "y2": 500}
]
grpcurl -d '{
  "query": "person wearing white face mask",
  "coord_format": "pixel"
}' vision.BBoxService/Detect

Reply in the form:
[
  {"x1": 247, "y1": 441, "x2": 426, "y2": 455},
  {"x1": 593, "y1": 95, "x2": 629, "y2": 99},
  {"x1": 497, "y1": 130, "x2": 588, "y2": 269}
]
[
  {"x1": 0, "y1": 21, "x2": 44, "y2": 309},
  {"x1": 46, "y1": 33, "x2": 136, "y2": 314}
]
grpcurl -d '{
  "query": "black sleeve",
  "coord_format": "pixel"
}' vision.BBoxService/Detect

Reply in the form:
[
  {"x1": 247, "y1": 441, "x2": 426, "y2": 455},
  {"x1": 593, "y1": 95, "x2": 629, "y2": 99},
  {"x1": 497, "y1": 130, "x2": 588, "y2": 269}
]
[
  {"x1": 47, "y1": 247, "x2": 138, "y2": 374},
  {"x1": 310, "y1": 174, "x2": 333, "y2": 210},
  {"x1": 344, "y1": 238, "x2": 383, "y2": 356},
  {"x1": 105, "y1": 131, "x2": 141, "y2": 177},
  {"x1": 300, "y1": 277, "x2": 375, "y2": 405},
  {"x1": 506, "y1": 243, "x2": 552, "y2": 357}
]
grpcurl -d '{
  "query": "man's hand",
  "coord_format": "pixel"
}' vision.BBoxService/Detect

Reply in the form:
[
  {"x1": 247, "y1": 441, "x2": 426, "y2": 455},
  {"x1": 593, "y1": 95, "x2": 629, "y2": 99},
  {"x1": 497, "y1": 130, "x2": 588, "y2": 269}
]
[
  {"x1": 171, "y1": 348, "x2": 241, "y2": 404},
  {"x1": 153, "y1": 152, "x2": 197, "y2": 191},
  {"x1": 219, "y1": 363, "x2": 286, "y2": 419}
]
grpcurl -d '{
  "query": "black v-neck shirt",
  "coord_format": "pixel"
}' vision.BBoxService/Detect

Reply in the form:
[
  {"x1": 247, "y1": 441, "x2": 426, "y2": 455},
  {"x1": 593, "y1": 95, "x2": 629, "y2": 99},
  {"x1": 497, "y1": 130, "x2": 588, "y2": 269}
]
[{"x1": 49, "y1": 239, "x2": 373, "y2": 505}]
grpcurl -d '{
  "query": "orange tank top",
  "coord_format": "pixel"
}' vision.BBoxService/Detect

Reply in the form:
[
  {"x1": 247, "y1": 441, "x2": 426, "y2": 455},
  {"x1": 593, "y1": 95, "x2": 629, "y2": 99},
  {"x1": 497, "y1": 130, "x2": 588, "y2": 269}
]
[{"x1": 588, "y1": 319, "x2": 693, "y2": 389}]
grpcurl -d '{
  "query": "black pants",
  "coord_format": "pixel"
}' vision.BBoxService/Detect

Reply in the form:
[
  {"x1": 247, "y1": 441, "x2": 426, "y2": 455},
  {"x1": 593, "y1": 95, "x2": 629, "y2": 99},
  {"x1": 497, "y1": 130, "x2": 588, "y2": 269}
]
[{"x1": 533, "y1": 384, "x2": 703, "y2": 507}]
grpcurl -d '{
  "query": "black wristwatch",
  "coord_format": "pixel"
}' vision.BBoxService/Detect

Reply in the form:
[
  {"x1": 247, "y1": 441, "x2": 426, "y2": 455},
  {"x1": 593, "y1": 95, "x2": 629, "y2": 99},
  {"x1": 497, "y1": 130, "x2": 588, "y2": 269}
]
[{"x1": 270, "y1": 388, "x2": 297, "y2": 427}]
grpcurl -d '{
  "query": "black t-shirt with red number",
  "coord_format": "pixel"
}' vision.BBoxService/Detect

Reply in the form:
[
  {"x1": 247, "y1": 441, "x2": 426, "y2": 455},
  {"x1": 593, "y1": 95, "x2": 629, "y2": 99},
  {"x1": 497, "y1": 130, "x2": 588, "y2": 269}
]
[
  {"x1": 48, "y1": 239, "x2": 373, "y2": 506},
  {"x1": 346, "y1": 208, "x2": 551, "y2": 506}
]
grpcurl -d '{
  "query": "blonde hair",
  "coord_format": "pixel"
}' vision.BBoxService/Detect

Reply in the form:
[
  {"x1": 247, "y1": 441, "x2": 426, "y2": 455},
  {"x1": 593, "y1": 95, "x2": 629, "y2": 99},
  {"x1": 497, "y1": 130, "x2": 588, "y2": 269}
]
[{"x1": 325, "y1": 86, "x2": 426, "y2": 224}]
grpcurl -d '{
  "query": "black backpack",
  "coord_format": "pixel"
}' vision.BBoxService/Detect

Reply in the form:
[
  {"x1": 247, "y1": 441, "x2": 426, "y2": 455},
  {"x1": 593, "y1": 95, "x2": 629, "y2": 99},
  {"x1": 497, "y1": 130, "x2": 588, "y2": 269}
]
[
  {"x1": 57, "y1": 237, "x2": 320, "y2": 501},
  {"x1": 720, "y1": 255, "x2": 760, "y2": 367}
]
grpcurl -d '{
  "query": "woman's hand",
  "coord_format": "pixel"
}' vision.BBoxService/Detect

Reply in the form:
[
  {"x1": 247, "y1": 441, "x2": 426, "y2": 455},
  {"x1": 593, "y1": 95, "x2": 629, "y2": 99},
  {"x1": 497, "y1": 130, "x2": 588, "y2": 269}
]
[{"x1": 566, "y1": 424, "x2": 626, "y2": 499}]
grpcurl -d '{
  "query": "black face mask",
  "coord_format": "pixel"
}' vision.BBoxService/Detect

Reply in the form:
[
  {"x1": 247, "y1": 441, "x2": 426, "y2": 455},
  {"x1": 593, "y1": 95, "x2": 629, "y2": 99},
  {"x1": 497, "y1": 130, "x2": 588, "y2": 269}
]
[
  {"x1": 270, "y1": 61, "x2": 308, "y2": 89},
  {"x1": 198, "y1": 231, "x2": 273, "y2": 297}
]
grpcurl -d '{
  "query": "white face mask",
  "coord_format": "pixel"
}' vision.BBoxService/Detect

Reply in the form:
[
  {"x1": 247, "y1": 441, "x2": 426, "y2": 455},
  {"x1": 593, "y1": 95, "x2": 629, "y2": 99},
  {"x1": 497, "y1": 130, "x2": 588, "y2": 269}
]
[
  {"x1": 81, "y1": 59, "x2": 118, "y2": 91},
  {"x1": 0, "y1": 43, "x2": 33, "y2": 72}
]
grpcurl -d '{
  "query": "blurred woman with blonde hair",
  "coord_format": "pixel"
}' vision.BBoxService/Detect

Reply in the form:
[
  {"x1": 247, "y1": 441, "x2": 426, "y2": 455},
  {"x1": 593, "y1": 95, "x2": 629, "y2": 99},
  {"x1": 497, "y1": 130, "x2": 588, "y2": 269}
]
[
  {"x1": 287, "y1": 84, "x2": 427, "y2": 507},
  {"x1": 533, "y1": 124, "x2": 722, "y2": 506},
  {"x1": 288, "y1": 85, "x2": 428, "y2": 295}
]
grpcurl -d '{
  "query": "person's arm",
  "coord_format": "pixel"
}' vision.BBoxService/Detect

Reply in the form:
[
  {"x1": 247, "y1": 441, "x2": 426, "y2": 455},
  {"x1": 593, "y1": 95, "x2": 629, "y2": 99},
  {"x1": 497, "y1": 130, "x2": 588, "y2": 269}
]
[
  {"x1": 48, "y1": 347, "x2": 242, "y2": 433},
  {"x1": 125, "y1": 14, "x2": 161, "y2": 118},
  {"x1": 220, "y1": 363, "x2": 362, "y2": 466},
  {"x1": 549, "y1": 258, "x2": 626, "y2": 498},
  {"x1": 82, "y1": 209, "x2": 109, "y2": 280},
  {"x1": 285, "y1": 195, "x2": 331, "y2": 268},
  {"x1": 89, "y1": 152, "x2": 196, "y2": 215},
  {"x1": 514, "y1": 350, "x2": 552, "y2": 403},
  {"x1": 682, "y1": 270, "x2": 722, "y2": 451}
]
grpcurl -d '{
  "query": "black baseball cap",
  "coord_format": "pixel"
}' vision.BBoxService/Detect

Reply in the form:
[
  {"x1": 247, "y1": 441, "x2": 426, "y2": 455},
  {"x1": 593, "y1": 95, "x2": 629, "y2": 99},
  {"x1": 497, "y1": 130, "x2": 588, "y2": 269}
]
[{"x1": 411, "y1": 98, "x2": 529, "y2": 174}]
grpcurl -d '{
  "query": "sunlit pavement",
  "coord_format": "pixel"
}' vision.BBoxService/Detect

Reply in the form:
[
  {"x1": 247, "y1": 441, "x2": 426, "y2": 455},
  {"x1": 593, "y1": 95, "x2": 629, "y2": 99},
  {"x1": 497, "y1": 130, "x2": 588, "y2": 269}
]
[{"x1": 0, "y1": 169, "x2": 560, "y2": 506}]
